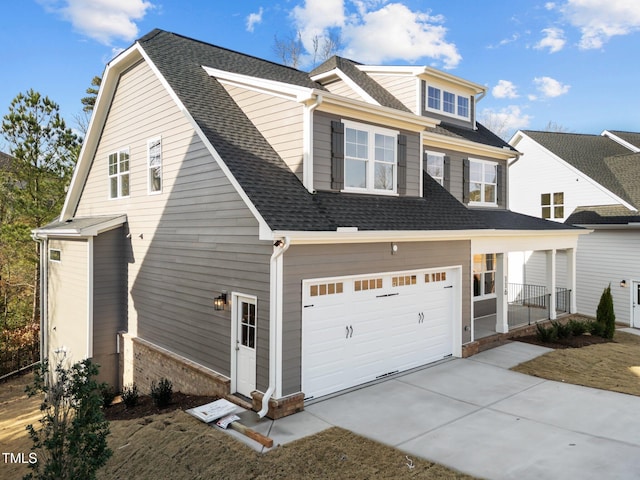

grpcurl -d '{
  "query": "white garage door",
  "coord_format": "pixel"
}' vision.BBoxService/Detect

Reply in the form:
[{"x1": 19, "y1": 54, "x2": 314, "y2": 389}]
[{"x1": 302, "y1": 267, "x2": 457, "y2": 400}]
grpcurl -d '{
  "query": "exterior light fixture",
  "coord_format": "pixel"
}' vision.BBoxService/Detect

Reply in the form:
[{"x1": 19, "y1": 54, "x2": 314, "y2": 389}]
[
  {"x1": 620, "y1": 280, "x2": 627, "y2": 288},
  {"x1": 391, "y1": 243, "x2": 398, "y2": 255},
  {"x1": 214, "y1": 291, "x2": 227, "y2": 310}
]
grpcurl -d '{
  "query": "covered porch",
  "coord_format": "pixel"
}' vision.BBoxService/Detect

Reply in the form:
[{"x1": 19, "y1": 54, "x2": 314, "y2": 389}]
[{"x1": 472, "y1": 234, "x2": 582, "y2": 341}]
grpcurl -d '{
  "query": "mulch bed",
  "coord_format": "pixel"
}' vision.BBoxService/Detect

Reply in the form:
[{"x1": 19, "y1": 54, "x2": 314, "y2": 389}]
[
  {"x1": 104, "y1": 392, "x2": 219, "y2": 421},
  {"x1": 514, "y1": 333, "x2": 613, "y2": 349}
]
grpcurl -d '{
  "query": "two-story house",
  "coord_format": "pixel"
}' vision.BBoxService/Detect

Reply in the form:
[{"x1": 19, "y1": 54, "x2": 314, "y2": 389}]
[
  {"x1": 509, "y1": 130, "x2": 640, "y2": 328},
  {"x1": 33, "y1": 30, "x2": 584, "y2": 419}
]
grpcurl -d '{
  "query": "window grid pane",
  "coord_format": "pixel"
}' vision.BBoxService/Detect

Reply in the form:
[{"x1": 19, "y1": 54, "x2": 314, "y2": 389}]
[
  {"x1": 428, "y1": 86, "x2": 440, "y2": 110},
  {"x1": 443, "y1": 91, "x2": 455, "y2": 113}
]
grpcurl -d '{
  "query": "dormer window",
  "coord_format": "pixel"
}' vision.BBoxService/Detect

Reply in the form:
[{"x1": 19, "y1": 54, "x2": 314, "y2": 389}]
[
  {"x1": 425, "y1": 83, "x2": 471, "y2": 120},
  {"x1": 343, "y1": 120, "x2": 398, "y2": 194}
]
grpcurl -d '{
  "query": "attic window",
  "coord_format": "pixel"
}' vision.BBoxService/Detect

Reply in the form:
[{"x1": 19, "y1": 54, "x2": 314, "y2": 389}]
[
  {"x1": 49, "y1": 249, "x2": 61, "y2": 262},
  {"x1": 541, "y1": 192, "x2": 564, "y2": 219},
  {"x1": 425, "y1": 83, "x2": 470, "y2": 120}
]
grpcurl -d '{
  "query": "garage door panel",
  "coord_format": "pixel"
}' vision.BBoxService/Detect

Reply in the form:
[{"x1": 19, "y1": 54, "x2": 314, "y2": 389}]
[{"x1": 302, "y1": 267, "x2": 457, "y2": 400}]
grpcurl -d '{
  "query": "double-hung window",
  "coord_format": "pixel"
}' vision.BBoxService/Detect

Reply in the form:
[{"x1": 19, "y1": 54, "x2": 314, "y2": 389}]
[
  {"x1": 469, "y1": 159, "x2": 497, "y2": 205},
  {"x1": 147, "y1": 137, "x2": 162, "y2": 194},
  {"x1": 473, "y1": 253, "x2": 496, "y2": 298},
  {"x1": 344, "y1": 121, "x2": 397, "y2": 194},
  {"x1": 425, "y1": 151, "x2": 445, "y2": 185},
  {"x1": 108, "y1": 149, "x2": 130, "y2": 199}
]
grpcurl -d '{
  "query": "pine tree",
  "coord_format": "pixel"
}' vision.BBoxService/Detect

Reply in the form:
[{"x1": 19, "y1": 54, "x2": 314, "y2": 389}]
[{"x1": 596, "y1": 284, "x2": 615, "y2": 340}]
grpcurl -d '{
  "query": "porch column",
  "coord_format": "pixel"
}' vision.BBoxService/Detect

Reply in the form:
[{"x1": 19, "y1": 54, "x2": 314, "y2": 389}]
[
  {"x1": 495, "y1": 253, "x2": 509, "y2": 333},
  {"x1": 566, "y1": 248, "x2": 577, "y2": 313},
  {"x1": 546, "y1": 249, "x2": 557, "y2": 320}
]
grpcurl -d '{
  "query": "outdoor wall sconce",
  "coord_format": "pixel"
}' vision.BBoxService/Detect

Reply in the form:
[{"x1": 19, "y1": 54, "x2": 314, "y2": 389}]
[
  {"x1": 391, "y1": 243, "x2": 398, "y2": 255},
  {"x1": 620, "y1": 280, "x2": 627, "y2": 288},
  {"x1": 214, "y1": 291, "x2": 227, "y2": 310}
]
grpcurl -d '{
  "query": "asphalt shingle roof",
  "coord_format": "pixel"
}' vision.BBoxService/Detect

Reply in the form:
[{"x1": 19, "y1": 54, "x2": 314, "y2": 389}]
[
  {"x1": 566, "y1": 205, "x2": 640, "y2": 225},
  {"x1": 311, "y1": 56, "x2": 411, "y2": 112},
  {"x1": 608, "y1": 131, "x2": 640, "y2": 150},
  {"x1": 431, "y1": 122, "x2": 516, "y2": 151},
  {"x1": 136, "y1": 29, "x2": 575, "y2": 233}
]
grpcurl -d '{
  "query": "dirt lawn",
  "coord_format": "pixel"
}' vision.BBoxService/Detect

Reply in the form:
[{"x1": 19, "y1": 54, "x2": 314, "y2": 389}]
[
  {"x1": 513, "y1": 330, "x2": 640, "y2": 396},
  {"x1": 1, "y1": 373, "x2": 475, "y2": 480},
  {"x1": 0, "y1": 373, "x2": 43, "y2": 479}
]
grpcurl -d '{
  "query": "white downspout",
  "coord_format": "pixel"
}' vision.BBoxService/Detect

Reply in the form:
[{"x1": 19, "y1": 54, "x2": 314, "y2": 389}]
[
  {"x1": 302, "y1": 94, "x2": 322, "y2": 193},
  {"x1": 31, "y1": 233, "x2": 48, "y2": 364},
  {"x1": 258, "y1": 236, "x2": 291, "y2": 418}
]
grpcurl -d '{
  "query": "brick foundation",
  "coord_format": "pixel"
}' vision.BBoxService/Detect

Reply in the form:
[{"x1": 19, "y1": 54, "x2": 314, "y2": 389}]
[
  {"x1": 251, "y1": 391, "x2": 305, "y2": 420},
  {"x1": 119, "y1": 333, "x2": 230, "y2": 398}
]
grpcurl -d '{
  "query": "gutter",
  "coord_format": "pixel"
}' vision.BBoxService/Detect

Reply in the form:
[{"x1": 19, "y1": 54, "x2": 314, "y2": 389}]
[
  {"x1": 258, "y1": 236, "x2": 290, "y2": 418},
  {"x1": 31, "y1": 233, "x2": 47, "y2": 365}
]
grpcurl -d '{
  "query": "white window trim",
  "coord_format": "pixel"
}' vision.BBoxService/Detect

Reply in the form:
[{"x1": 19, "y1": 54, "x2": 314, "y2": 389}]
[
  {"x1": 541, "y1": 192, "x2": 564, "y2": 219},
  {"x1": 468, "y1": 158, "x2": 498, "y2": 207},
  {"x1": 108, "y1": 148, "x2": 130, "y2": 200},
  {"x1": 425, "y1": 150, "x2": 445, "y2": 185},
  {"x1": 342, "y1": 119, "x2": 399, "y2": 196},
  {"x1": 49, "y1": 248, "x2": 61, "y2": 263},
  {"x1": 473, "y1": 253, "x2": 497, "y2": 300},
  {"x1": 425, "y1": 84, "x2": 471, "y2": 121},
  {"x1": 147, "y1": 136, "x2": 162, "y2": 195}
]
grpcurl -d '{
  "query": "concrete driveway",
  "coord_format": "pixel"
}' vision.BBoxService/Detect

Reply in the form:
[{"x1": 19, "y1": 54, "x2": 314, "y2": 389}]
[{"x1": 232, "y1": 341, "x2": 640, "y2": 479}]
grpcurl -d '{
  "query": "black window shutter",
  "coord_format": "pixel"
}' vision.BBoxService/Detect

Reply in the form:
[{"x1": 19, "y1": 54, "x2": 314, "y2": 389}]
[
  {"x1": 463, "y1": 158, "x2": 470, "y2": 203},
  {"x1": 397, "y1": 134, "x2": 407, "y2": 195},
  {"x1": 496, "y1": 164, "x2": 503, "y2": 205},
  {"x1": 443, "y1": 156, "x2": 451, "y2": 191},
  {"x1": 420, "y1": 80, "x2": 426, "y2": 115},
  {"x1": 331, "y1": 121, "x2": 344, "y2": 190}
]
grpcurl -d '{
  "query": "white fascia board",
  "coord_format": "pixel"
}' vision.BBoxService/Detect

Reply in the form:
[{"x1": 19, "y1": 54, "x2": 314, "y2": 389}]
[
  {"x1": 422, "y1": 130, "x2": 518, "y2": 160},
  {"x1": 60, "y1": 45, "x2": 144, "y2": 221},
  {"x1": 514, "y1": 131, "x2": 636, "y2": 211},
  {"x1": 311, "y1": 67, "x2": 380, "y2": 106},
  {"x1": 601, "y1": 130, "x2": 640, "y2": 153},
  {"x1": 418, "y1": 67, "x2": 486, "y2": 95},
  {"x1": 203, "y1": 66, "x2": 313, "y2": 102},
  {"x1": 355, "y1": 65, "x2": 425, "y2": 76},
  {"x1": 270, "y1": 228, "x2": 588, "y2": 245},
  {"x1": 33, "y1": 215, "x2": 128, "y2": 238}
]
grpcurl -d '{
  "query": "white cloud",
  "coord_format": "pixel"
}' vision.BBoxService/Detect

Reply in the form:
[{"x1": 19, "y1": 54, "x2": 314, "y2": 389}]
[
  {"x1": 534, "y1": 27, "x2": 566, "y2": 53},
  {"x1": 478, "y1": 105, "x2": 532, "y2": 139},
  {"x1": 246, "y1": 7, "x2": 264, "y2": 32},
  {"x1": 534, "y1": 76, "x2": 571, "y2": 97},
  {"x1": 291, "y1": 1, "x2": 461, "y2": 68},
  {"x1": 560, "y1": 0, "x2": 640, "y2": 49},
  {"x1": 492, "y1": 80, "x2": 519, "y2": 99},
  {"x1": 38, "y1": 0, "x2": 154, "y2": 45}
]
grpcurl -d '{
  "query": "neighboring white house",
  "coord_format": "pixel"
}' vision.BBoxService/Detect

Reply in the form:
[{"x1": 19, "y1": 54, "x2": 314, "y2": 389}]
[{"x1": 509, "y1": 130, "x2": 640, "y2": 327}]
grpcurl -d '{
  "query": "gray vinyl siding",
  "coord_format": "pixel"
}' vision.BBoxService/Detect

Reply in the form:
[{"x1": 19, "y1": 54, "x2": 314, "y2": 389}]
[
  {"x1": 281, "y1": 240, "x2": 471, "y2": 396},
  {"x1": 47, "y1": 239, "x2": 88, "y2": 363},
  {"x1": 575, "y1": 230, "x2": 639, "y2": 325},
  {"x1": 74, "y1": 59, "x2": 272, "y2": 388},
  {"x1": 222, "y1": 84, "x2": 305, "y2": 182},
  {"x1": 423, "y1": 146, "x2": 507, "y2": 208},
  {"x1": 313, "y1": 110, "x2": 421, "y2": 196},
  {"x1": 92, "y1": 227, "x2": 126, "y2": 388},
  {"x1": 368, "y1": 74, "x2": 417, "y2": 113}
]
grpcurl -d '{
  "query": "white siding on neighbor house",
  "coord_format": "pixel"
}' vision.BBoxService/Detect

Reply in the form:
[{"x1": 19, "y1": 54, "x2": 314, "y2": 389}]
[
  {"x1": 575, "y1": 229, "x2": 640, "y2": 325},
  {"x1": 47, "y1": 239, "x2": 89, "y2": 364},
  {"x1": 368, "y1": 73, "x2": 417, "y2": 113},
  {"x1": 509, "y1": 134, "x2": 622, "y2": 222},
  {"x1": 222, "y1": 84, "x2": 305, "y2": 181},
  {"x1": 74, "y1": 59, "x2": 272, "y2": 386},
  {"x1": 518, "y1": 250, "x2": 568, "y2": 289}
]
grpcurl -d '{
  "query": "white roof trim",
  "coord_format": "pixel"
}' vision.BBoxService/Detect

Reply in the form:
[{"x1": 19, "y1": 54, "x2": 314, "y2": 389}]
[
  {"x1": 310, "y1": 67, "x2": 380, "y2": 106},
  {"x1": 270, "y1": 228, "x2": 587, "y2": 245},
  {"x1": 33, "y1": 215, "x2": 127, "y2": 238},
  {"x1": 422, "y1": 130, "x2": 518, "y2": 160},
  {"x1": 601, "y1": 130, "x2": 640, "y2": 153}
]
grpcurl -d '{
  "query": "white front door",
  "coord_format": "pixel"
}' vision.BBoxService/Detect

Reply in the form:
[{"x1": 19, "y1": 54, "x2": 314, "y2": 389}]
[
  {"x1": 633, "y1": 282, "x2": 640, "y2": 328},
  {"x1": 234, "y1": 296, "x2": 257, "y2": 397}
]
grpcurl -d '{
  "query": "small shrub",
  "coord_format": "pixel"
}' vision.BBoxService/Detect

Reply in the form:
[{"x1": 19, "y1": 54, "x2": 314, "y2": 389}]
[
  {"x1": 99, "y1": 384, "x2": 117, "y2": 408},
  {"x1": 536, "y1": 322, "x2": 558, "y2": 343},
  {"x1": 150, "y1": 377, "x2": 173, "y2": 408},
  {"x1": 596, "y1": 284, "x2": 616, "y2": 340},
  {"x1": 551, "y1": 320, "x2": 572, "y2": 339},
  {"x1": 567, "y1": 319, "x2": 588, "y2": 336},
  {"x1": 121, "y1": 383, "x2": 139, "y2": 408},
  {"x1": 587, "y1": 320, "x2": 606, "y2": 338}
]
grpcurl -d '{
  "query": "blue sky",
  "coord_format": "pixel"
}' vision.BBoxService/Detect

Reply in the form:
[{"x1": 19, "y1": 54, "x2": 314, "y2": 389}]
[{"x1": 1, "y1": 0, "x2": 639, "y2": 143}]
